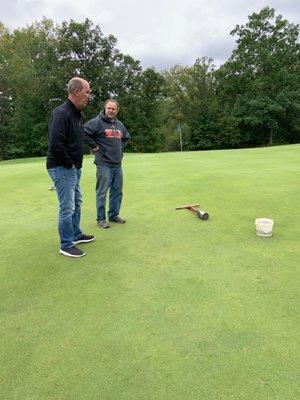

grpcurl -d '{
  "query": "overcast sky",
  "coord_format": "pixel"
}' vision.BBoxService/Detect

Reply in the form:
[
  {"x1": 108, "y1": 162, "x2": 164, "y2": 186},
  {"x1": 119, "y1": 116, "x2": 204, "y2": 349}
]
[{"x1": 0, "y1": 0, "x2": 299, "y2": 70}]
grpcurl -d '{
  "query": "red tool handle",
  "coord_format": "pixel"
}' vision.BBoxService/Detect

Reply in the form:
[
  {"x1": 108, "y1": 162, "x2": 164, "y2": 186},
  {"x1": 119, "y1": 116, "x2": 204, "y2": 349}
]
[{"x1": 175, "y1": 204, "x2": 199, "y2": 210}]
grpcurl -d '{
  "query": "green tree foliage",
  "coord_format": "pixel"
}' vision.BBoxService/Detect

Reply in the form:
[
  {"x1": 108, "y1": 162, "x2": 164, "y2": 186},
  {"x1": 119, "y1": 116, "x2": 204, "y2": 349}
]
[
  {"x1": 163, "y1": 57, "x2": 218, "y2": 150},
  {"x1": 0, "y1": 23, "x2": 13, "y2": 159},
  {"x1": 216, "y1": 7, "x2": 300, "y2": 147},
  {"x1": 0, "y1": 19, "x2": 65, "y2": 159},
  {"x1": 119, "y1": 68, "x2": 165, "y2": 152},
  {"x1": 0, "y1": 19, "x2": 164, "y2": 159},
  {"x1": 3, "y1": 20, "x2": 58, "y2": 158},
  {"x1": 52, "y1": 19, "x2": 142, "y2": 118},
  {"x1": 0, "y1": 7, "x2": 299, "y2": 160}
]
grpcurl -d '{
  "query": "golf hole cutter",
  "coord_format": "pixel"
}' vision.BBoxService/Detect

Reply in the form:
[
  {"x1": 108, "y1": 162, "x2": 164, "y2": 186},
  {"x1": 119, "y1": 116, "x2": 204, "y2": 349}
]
[{"x1": 175, "y1": 204, "x2": 209, "y2": 220}]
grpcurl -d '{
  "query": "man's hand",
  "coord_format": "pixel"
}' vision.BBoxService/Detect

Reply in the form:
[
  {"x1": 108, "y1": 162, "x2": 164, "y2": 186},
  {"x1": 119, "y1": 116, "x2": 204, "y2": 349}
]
[{"x1": 92, "y1": 144, "x2": 100, "y2": 153}]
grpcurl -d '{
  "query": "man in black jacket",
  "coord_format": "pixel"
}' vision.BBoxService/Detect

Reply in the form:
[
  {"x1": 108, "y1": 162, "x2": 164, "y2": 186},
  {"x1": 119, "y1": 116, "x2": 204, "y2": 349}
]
[
  {"x1": 47, "y1": 77, "x2": 95, "y2": 258},
  {"x1": 84, "y1": 99, "x2": 131, "y2": 228}
]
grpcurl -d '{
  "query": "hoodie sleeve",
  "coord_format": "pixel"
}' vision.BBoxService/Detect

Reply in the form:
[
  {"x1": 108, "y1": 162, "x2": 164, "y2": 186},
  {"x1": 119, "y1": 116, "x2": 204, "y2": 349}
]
[
  {"x1": 83, "y1": 118, "x2": 99, "y2": 148},
  {"x1": 121, "y1": 123, "x2": 131, "y2": 149}
]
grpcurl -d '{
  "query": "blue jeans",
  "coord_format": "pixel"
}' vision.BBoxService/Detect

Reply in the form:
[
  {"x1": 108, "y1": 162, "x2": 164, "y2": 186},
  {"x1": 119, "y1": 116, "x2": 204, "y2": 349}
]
[
  {"x1": 96, "y1": 165, "x2": 123, "y2": 221},
  {"x1": 48, "y1": 166, "x2": 83, "y2": 250}
]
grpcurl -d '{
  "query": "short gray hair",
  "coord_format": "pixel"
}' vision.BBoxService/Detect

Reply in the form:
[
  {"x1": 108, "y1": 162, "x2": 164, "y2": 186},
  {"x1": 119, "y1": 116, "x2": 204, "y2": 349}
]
[{"x1": 67, "y1": 78, "x2": 83, "y2": 94}]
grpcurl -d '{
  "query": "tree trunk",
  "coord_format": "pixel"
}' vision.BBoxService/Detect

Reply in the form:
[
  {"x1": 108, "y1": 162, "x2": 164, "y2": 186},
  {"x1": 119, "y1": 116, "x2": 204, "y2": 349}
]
[{"x1": 268, "y1": 128, "x2": 273, "y2": 145}]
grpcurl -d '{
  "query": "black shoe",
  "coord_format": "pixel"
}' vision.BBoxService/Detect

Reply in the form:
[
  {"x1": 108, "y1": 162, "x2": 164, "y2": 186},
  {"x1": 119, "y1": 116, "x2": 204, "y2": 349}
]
[
  {"x1": 73, "y1": 234, "x2": 95, "y2": 245},
  {"x1": 109, "y1": 216, "x2": 126, "y2": 224},
  {"x1": 98, "y1": 219, "x2": 110, "y2": 229},
  {"x1": 59, "y1": 246, "x2": 85, "y2": 258}
]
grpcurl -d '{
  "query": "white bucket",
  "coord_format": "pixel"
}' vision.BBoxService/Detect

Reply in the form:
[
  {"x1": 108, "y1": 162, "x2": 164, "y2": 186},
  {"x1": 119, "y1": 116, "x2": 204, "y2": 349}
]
[{"x1": 255, "y1": 218, "x2": 274, "y2": 237}]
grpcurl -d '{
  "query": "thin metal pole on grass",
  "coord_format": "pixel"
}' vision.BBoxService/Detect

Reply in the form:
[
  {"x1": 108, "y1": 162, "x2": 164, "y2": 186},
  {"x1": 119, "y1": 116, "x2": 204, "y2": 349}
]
[{"x1": 177, "y1": 124, "x2": 183, "y2": 152}]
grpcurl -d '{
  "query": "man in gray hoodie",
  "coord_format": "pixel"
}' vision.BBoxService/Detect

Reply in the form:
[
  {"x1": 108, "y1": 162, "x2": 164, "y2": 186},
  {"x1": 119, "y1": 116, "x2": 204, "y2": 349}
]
[{"x1": 84, "y1": 99, "x2": 131, "y2": 228}]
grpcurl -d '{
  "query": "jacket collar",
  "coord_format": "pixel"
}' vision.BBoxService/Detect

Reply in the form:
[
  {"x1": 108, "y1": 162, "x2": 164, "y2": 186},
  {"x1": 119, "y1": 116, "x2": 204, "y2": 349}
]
[{"x1": 66, "y1": 98, "x2": 82, "y2": 117}]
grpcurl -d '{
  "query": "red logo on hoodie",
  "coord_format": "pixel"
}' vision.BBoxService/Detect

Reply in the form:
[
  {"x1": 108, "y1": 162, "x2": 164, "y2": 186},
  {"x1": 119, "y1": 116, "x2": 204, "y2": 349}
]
[{"x1": 104, "y1": 129, "x2": 122, "y2": 138}]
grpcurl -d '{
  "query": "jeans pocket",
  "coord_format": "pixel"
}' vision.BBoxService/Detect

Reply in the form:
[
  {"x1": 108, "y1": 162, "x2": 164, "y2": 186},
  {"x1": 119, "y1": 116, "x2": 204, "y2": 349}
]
[
  {"x1": 61, "y1": 167, "x2": 77, "y2": 187},
  {"x1": 48, "y1": 166, "x2": 77, "y2": 187},
  {"x1": 48, "y1": 168, "x2": 57, "y2": 183}
]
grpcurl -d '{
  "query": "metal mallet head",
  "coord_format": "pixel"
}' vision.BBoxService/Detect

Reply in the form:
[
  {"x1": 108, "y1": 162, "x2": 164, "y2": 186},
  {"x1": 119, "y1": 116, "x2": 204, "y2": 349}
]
[{"x1": 197, "y1": 210, "x2": 209, "y2": 220}]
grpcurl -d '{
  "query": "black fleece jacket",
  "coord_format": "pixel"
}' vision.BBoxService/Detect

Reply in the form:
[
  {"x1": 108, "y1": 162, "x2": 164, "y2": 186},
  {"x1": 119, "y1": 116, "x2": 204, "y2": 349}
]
[
  {"x1": 47, "y1": 99, "x2": 84, "y2": 169},
  {"x1": 84, "y1": 111, "x2": 131, "y2": 167}
]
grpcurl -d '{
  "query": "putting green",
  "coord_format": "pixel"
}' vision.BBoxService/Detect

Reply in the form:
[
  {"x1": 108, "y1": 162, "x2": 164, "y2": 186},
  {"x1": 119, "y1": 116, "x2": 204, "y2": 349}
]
[{"x1": 0, "y1": 145, "x2": 299, "y2": 399}]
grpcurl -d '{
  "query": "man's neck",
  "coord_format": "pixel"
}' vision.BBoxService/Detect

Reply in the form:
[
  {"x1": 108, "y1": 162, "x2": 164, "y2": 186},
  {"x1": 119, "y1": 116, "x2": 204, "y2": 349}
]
[
  {"x1": 105, "y1": 114, "x2": 115, "y2": 122},
  {"x1": 68, "y1": 95, "x2": 81, "y2": 110}
]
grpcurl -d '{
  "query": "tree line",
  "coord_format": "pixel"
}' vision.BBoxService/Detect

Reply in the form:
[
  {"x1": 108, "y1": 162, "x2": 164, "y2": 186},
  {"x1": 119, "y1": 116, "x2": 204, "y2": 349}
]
[{"x1": 0, "y1": 7, "x2": 299, "y2": 160}]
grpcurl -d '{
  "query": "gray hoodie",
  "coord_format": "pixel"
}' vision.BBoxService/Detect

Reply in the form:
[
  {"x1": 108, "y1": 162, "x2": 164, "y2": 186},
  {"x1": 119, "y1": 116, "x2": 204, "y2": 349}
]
[{"x1": 84, "y1": 111, "x2": 131, "y2": 167}]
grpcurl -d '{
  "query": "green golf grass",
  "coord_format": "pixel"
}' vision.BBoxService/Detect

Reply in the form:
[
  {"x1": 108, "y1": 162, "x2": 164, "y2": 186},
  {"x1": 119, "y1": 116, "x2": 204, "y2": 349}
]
[{"x1": 0, "y1": 145, "x2": 299, "y2": 400}]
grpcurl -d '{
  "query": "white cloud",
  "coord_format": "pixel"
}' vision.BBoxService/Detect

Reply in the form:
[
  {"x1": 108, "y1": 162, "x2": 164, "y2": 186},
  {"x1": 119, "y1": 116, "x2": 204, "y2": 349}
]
[{"x1": 0, "y1": 0, "x2": 299, "y2": 70}]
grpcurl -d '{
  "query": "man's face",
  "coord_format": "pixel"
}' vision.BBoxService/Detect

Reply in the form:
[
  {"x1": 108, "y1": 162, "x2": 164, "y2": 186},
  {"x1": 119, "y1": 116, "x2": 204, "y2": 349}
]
[
  {"x1": 76, "y1": 81, "x2": 91, "y2": 110},
  {"x1": 105, "y1": 101, "x2": 118, "y2": 120}
]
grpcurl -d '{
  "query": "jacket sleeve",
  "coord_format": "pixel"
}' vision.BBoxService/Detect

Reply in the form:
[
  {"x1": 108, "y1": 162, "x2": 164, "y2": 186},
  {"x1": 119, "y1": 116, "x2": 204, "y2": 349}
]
[
  {"x1": 121, "y1": 124, "x2": 131, "y2": 149},
  {"x1": 48, "y1": 111, "x2": 73, "y2": 168},
  {"x1": 83, "y1": 118, "x2": 99, "y2": 148}
]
